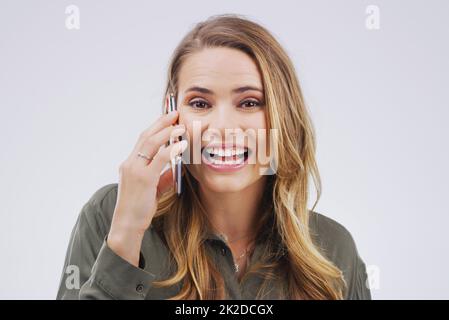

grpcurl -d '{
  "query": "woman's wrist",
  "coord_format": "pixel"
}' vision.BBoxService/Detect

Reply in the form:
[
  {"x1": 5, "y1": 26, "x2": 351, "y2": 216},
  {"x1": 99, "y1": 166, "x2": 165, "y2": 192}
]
[{"x1": 107, "y1": 222, "x2": 146, "y2": 268}]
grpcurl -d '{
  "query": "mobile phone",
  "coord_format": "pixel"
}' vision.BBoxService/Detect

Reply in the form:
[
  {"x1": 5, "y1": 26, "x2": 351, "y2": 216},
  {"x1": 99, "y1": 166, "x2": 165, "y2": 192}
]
[{"x1": 164, "y1": 92, "x2": 183, "y2": 196}]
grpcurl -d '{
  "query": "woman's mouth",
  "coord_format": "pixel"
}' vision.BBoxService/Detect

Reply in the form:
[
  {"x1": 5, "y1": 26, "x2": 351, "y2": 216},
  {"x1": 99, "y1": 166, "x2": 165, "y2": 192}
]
[{"x1": 201, "y1": 146, "x2": 251, "y2": 172}]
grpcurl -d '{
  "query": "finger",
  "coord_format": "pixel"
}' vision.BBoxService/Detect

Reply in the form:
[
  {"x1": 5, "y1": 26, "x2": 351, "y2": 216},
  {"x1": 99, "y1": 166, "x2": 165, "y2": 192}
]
[
  {"x1": 147, "y1": 110, "x2": 179, "y2": 137},
  {"x1": 156, "y1": 165, "x2": 174, "y2": 198},
  {"x1": 131, "y1": 110, "x2": 180, "y2": 154},
  {"x1": 131, "y1": 124, "x2": 186, "y2": 164},
  {"x1": 148, "y1": 140, "x2": 188, "y2": 179},
  {"x1": 132, "y1": 92, "x2": 178, "y2": 150}
]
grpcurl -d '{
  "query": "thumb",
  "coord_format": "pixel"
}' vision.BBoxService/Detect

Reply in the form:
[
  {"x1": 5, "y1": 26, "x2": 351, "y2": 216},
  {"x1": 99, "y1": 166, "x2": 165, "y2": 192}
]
[{"x1": 156, "y1": 164, "x2": 174, "y2": 198}]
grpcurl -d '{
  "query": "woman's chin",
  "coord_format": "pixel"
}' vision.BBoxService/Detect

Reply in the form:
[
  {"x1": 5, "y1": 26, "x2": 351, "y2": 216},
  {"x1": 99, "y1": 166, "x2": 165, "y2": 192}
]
[{"x1": 201, "y1": 175, "x2": 251, "y2": 193}]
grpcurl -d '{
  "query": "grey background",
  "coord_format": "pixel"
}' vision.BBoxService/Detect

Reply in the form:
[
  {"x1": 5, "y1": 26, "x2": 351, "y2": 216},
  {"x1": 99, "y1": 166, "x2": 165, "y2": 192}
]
[{"x1": 1, "y1": 0, "x2": 448, "y2": 299}]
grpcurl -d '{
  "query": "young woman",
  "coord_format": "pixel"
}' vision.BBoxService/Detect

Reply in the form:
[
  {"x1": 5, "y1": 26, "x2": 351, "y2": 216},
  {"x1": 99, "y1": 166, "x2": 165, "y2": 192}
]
[{"x1": 57, "y1": 14, "x2": 371, "y2": 300}]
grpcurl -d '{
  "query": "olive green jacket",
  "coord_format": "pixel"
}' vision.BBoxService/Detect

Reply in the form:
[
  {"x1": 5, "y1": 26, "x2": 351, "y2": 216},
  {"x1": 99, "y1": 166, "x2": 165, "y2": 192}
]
[{"x1": 56, "y1": 183, "x2": 372, "y2": 300}]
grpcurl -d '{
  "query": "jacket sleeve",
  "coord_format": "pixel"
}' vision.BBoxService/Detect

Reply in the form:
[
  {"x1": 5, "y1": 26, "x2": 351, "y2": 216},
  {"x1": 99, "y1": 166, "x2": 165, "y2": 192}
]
[
  {"x1": 56, "y1": 187, "x2": 157, "y2": 300},
  {"x1": 310, "y1": 211, "x2": 373, "y2": 300},
  {"x1": 347, "y1": 253, "x2": 372, "y2": 300}
]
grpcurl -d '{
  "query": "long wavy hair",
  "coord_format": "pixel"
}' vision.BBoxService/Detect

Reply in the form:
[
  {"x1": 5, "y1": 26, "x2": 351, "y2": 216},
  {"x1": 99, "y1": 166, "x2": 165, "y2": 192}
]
[{"x1": 151, "y1": 14, "x2": 346, "y2": 299}]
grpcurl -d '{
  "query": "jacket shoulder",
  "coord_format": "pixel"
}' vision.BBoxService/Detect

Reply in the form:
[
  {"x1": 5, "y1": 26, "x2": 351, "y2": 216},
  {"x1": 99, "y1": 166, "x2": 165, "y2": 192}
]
[
  {"x1": 87, "y1": 183, "x2": 118, "y2": 213},
  {"x1": 308, "y1": 210, "x2": 372, "y2": 299},
  {"x1": 81, "y1": 183, "x2": 119, "y2": 237},
  {"x1": 308, "y1": 210, "x2": 359, "y2": 270}
]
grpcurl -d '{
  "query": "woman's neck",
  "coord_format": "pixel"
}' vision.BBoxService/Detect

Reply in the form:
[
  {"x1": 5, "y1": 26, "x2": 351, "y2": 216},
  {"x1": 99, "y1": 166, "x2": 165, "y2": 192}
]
[{"x1": 199, "y1": 177, "x2": 267, "y2": 241}]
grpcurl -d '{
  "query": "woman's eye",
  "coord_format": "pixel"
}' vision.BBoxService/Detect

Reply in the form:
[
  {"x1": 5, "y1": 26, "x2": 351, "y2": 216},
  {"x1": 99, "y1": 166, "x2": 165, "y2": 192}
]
[
  {"x1": 188, "y1": 99, "x2": 210, "y2": 109},
  {"x1": 240, "y1": 99, "x2": 262, "y2": 109},
  {"x1": 187, "y1": 98, "x2": 263, "y2": 110}
]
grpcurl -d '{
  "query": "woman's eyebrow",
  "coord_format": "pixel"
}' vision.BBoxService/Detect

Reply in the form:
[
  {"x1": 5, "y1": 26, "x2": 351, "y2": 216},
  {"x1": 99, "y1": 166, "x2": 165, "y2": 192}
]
[
  {"x1": 232, "y1": 86, "x2": 263, "y2": 94},
  {"x1": 185, "y1": 86, "x2": 213, "y2": 94},
  {"x1": 184, "y1": 85, "x2": 263, "y2": 95}
]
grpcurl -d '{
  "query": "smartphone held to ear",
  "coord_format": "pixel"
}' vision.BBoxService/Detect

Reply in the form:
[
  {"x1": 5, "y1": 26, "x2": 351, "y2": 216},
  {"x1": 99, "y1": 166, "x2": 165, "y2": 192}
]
[{"x1": 165, "y1": 92, "x2": 183, "y2": 196}]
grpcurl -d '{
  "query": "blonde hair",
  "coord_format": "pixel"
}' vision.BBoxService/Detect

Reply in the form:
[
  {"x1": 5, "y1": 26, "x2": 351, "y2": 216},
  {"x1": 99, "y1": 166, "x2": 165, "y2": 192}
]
[{"x1": 152, "y1": 14, "x2": 346, "y2": 299}]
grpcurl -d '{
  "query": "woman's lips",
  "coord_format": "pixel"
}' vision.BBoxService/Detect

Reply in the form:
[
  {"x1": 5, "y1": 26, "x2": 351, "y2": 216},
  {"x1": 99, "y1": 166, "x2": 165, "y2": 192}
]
[{"x1": 201, "y1": 148, "x2": 249, "y2": 172}]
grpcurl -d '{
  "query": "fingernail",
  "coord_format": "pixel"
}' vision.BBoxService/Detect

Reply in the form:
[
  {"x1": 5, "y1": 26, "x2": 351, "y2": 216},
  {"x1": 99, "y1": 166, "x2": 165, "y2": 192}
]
[{"x1": 179, "y1": 140, "x2": 188, "y2": 151}]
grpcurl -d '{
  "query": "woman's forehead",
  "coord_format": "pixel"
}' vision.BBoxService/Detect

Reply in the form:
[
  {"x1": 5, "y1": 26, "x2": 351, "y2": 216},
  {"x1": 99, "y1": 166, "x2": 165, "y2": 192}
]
[{"x1": 178, "y1": 47, "x2": 263, "y2": 93}]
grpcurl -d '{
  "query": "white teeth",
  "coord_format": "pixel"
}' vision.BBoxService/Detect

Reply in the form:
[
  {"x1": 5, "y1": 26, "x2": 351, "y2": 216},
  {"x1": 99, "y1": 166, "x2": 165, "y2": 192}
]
[
  {"x1": 203, "y1": 146, "x2": 248, "y2": 166},
  {"x1": 209, "y1": 157, "x2": 244, "y2": 165},
  {"x1": 205, "y1": 147, "x2": 247, "y2": 156}
]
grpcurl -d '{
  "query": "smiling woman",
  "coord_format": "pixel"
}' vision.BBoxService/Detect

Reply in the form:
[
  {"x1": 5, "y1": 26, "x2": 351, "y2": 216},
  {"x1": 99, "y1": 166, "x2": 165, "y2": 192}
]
[
  {"x1": 57, "y1": 13, "x2": 371, "y2": 300},
  {"x1": 178, "y1": 46, "x2": 269, "y2": 193}
]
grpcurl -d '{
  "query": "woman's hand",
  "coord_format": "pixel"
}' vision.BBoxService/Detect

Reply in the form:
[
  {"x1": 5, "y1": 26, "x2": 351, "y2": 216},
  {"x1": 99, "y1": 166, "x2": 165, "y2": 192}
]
[{"x1": 107, "y1": 110, "x2": 187, "y2": 267}]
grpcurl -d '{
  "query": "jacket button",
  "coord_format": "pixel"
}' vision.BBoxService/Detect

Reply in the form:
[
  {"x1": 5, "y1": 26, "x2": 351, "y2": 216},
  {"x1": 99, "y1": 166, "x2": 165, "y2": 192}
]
[{"x1": 136, "y1": 283, "x2": 144, "y2": 293}]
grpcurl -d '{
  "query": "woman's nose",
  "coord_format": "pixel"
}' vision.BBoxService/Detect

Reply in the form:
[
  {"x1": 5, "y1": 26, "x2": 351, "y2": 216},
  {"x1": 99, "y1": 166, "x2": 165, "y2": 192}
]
[{"x1": 206, "y1": 105, "x2": 239, "y2": 132}]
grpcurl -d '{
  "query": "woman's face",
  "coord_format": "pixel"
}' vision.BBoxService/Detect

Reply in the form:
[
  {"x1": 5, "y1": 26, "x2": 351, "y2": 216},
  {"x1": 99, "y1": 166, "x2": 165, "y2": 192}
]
[{"x1": 177, "y1": 47, "x2": 270, "y2": 193}]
